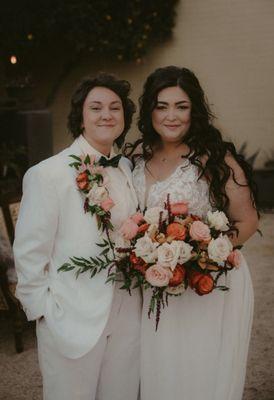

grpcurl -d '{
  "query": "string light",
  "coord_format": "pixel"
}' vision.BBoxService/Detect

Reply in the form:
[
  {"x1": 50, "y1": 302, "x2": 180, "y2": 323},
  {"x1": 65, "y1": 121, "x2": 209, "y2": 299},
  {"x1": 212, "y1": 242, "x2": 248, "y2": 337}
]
[
  {"x1": 10, "y1": 55, "x2": 17, "y2": 64},
  {"x1": 27, "y1": 33, "x2": 33, "y2": 40},
  {"x1": 105, "y1": 15, "x2": 112, "y2": 21}
]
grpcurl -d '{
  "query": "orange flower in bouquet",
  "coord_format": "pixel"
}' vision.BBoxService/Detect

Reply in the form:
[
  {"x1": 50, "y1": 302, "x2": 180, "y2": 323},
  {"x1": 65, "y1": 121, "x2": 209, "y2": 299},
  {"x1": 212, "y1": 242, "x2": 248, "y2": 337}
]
[{"x1": 166, "y1": 222, "x2": 187, "y2": 240}]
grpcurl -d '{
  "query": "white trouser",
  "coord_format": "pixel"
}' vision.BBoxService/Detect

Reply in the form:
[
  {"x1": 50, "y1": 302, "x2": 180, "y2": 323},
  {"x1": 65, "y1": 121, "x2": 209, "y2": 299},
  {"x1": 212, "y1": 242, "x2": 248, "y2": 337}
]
[{"x1": 36, "y1": 285, "x2": 141, "y2": 400}]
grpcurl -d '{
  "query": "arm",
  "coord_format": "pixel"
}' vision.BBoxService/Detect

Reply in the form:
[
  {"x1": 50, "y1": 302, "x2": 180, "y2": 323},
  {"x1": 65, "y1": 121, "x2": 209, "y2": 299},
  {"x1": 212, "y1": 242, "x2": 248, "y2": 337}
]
[
  {"x1": 13, "y1": 164, "x2": 59, "y2": 320},
  {"x1": 224, "y1": 155, "x2": 259, "y2": 247}
]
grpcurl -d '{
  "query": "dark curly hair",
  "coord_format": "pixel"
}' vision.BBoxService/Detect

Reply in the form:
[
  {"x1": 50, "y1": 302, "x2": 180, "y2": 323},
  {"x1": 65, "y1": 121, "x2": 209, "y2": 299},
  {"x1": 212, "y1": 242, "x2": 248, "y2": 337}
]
[
  {"x1": 68, "y1": 73, "x2": 136, "y2": 148},
  {"x1": 126, "y1": 66, "x2": 258, "y2": 213}
]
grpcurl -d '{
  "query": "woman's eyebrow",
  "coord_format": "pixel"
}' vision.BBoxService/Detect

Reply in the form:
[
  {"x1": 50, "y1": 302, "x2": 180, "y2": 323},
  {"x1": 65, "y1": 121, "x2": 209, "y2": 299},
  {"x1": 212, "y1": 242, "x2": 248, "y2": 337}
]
[
  {"x1": 156, "y1": 100, "x2": 190, "y2": 105},
  {"x1": 88, "y1": 100, "x2": 122, "y2": 105}
]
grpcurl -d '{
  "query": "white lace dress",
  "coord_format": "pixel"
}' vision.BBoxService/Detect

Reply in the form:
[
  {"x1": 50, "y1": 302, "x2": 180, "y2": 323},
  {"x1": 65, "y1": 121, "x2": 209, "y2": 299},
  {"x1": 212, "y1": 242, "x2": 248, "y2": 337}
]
[{"x1": 132, "y1": 158, "x2": 254, "y2": 400}]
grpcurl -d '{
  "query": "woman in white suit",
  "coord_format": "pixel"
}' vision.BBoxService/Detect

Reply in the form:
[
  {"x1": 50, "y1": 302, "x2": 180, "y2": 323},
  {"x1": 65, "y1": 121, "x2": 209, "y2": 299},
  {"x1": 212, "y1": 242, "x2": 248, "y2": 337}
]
[{"x1": 14, "y1": 73, "x2": 141, "y2": 400}]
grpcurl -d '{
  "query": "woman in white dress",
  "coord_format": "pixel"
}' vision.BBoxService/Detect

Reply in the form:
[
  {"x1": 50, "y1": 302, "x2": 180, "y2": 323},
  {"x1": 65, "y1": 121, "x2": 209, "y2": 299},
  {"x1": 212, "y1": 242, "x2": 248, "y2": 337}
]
[{"x1": 130, "y1": 66, "x2": 258, "y2": 400}]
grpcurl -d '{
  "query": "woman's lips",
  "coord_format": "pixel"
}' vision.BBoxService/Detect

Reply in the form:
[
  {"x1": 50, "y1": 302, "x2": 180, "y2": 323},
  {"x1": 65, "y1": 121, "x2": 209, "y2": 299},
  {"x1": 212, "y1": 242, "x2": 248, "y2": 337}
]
[{"x1": 164, "y1": 124, "x2": 181, "y2": 130}]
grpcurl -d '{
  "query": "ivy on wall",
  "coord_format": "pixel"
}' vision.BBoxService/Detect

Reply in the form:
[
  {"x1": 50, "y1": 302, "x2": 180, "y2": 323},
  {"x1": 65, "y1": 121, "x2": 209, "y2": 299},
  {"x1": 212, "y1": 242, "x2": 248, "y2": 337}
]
[{"x1": 0, "y1": 0, "x2": 179, "y2": 106}]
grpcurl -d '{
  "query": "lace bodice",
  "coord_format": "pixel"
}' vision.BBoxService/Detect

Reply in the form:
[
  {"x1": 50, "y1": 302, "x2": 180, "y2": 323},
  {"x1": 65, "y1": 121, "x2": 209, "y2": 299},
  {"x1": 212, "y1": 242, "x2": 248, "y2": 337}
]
[{"x1": 132, "y1": 158, "x2": 212, "y2": 218}]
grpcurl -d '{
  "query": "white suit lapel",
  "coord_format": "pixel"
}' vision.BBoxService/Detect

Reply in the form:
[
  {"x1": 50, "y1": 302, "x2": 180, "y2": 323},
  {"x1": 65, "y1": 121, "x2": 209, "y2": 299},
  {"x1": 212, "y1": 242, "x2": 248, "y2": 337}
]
[{"x1": 66, "y1": 137, "x2": 139, "y2": 210}]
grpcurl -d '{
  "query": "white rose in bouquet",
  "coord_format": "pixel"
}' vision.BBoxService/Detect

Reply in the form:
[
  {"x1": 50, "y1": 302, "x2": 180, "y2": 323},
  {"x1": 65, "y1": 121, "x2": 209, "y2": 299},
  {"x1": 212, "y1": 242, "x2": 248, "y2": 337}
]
[
  {"x1": 157, "y1": 241, "x2": 183, "y2": 271},
  {"x1": 87, "y1": 183, "x2": 108, "y2": 205},
  {"x1": 208, "y1": 235, "x2": 233, "y2": 263},
  {"x1": 134, "y1": 234, "x2": 158, "y2": 263},
  {"x1": 207, "y1": 210, "x2": 229, "y2": 231},
  {"x1": 144, "y1": 207, "x2": 168, "y2": 225},
  {"x1": 178, "y1": 241, "x2": 193, "y2": 264}
]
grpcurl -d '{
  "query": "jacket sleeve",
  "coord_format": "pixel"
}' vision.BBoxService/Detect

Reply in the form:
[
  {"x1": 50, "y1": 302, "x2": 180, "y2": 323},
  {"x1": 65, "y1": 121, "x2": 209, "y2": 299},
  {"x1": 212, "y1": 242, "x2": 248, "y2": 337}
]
[{"x1": 13, "y1": 164, "x2": 59, "y2": 320}]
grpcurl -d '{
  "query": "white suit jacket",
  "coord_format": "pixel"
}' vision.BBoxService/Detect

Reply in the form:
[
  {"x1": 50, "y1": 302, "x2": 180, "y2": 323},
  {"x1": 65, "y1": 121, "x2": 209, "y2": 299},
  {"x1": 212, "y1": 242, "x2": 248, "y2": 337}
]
[{"x1": 14, "y1": 137, "x2": 138, "y2": 358}]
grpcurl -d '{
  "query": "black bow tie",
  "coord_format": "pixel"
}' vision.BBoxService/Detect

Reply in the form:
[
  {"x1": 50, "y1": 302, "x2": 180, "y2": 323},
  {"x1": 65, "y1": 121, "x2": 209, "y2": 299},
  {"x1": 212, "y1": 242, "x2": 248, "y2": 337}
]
[{"x1": 98, "y1": 154, "x2": 122, "y2": 168}]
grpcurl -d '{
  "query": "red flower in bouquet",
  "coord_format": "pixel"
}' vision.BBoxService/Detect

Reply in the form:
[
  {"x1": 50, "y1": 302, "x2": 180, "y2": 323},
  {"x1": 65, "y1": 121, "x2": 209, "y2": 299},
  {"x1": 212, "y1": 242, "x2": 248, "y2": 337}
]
[
  {"x1": 130, "y1": 253, "x2": 147, "y2": 275},
  {"x1": 189, "y1": 271, "x2": 214, "y2": 295},
  {"x1": 169, "y1": 264, "x2": 186, "y2": 287}
]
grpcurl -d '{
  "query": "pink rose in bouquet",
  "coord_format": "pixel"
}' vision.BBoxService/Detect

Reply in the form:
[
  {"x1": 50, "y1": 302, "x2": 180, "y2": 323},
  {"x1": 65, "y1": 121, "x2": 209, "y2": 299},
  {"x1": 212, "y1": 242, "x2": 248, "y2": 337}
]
[
  {"x1": 189, "y1": 221, "x2": 211, "y2": 242},
  {"x1": 145, "y1": 264, "x2": 172, "y2": 287},
  {"x1": 119, "y1": 218, "x2": 139, "y2": 240},
  {"x1": 170, "y1": 201, "x2": 188, "y2": 216},
  {"x1": 131, "y1": 212, "x2": 144, "y2": 224},
  {"x1": 227, "y1": 249, "x2": 242, "y2": 268}
]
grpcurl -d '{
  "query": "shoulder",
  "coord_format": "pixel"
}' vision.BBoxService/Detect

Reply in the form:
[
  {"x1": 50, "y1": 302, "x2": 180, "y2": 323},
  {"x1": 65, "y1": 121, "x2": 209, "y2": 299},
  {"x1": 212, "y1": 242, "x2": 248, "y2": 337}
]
[
  {"x1": 224, "y1": 152, "x2": 248, "y2": 185},
  {"x1": 23, "y1": 146, "x2": 72, "y2": 184}
]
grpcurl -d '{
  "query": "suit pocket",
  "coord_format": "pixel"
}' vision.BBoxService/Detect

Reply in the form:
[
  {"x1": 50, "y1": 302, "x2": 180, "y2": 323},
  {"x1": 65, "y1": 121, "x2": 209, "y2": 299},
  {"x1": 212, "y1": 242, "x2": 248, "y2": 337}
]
[{"x1": 45, "y1": 279, "x2": 65, "y2": 319}]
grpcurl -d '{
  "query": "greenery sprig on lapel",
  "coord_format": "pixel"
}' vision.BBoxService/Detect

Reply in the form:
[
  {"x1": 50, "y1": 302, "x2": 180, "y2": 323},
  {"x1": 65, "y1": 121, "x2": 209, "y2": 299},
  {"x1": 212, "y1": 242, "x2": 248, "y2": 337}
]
[{"x1": 58, "y1": 154, "x2": 117, "y2": 277}]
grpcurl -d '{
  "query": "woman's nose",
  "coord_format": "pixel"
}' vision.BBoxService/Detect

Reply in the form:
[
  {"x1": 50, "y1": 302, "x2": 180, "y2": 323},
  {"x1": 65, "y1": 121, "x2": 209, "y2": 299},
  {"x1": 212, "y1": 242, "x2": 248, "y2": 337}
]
[
  {"x1": 166, "y1": 108, "x2": 176, "y2": 120},
  {"x1": 101, "y1": 108, "x2": 112, "y2": 119}
]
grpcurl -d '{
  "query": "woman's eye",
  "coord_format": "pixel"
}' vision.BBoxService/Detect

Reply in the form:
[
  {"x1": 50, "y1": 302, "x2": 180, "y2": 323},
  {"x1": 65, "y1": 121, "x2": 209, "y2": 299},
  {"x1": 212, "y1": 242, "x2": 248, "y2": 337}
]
[
  {"x1": 155, "y1": 105, "x2": 166, "y2": 110},
  {"x1": 90, "y1": 107, "x2": 101, "y2": 111},
  {"x1": 178, "y1": 105, "x2": 190, "y2": 110},
  {"x1": 110, "y1": 107, "x2": 121, "y2": 111}
]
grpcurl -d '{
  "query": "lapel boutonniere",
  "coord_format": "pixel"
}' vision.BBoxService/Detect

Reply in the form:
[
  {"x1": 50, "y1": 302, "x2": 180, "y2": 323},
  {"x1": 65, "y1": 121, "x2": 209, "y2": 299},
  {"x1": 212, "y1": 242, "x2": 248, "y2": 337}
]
[
  {"x1": 69, "y1": 154, "x2": 115, "y2": 231},
  {"x1": 58, "y1": 152, "x2": 124, "y2": 279}
]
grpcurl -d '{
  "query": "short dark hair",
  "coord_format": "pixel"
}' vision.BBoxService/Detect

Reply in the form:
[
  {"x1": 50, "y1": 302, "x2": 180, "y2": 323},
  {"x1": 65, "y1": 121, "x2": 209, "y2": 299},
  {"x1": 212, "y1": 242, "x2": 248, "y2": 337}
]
[{"x1": 68, "y1": 73, "x2": 136, "y2": 148}]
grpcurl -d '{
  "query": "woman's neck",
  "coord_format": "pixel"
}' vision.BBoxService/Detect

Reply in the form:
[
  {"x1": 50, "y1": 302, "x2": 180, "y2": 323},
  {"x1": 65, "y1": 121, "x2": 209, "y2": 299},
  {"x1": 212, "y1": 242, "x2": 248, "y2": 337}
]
[
  {"x1": 154, "y1": 142, "x2": 190, "y2": 159},
  {"x1": 83, "y1": 134, "x2": 112, "y2": 156}
]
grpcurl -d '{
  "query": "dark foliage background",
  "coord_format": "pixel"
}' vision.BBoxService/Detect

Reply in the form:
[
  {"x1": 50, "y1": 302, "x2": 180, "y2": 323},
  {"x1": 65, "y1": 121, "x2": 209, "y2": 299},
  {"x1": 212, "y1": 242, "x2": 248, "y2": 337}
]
[{"x1": 0, "y1": 0, "x2": 179, "y2": 106}]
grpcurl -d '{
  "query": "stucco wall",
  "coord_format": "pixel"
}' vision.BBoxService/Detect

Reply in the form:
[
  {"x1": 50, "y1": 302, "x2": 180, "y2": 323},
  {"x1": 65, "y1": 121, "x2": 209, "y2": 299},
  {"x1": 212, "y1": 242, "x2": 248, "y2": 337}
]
[{"x1": 52, "y1": 0, "x2": 274, "y2": 168}]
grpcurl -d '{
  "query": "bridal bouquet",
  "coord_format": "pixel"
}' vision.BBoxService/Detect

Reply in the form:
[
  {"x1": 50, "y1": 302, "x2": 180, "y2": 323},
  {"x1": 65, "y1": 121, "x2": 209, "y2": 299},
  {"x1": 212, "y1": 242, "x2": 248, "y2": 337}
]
[
  {"x1": 59, "y1": 194, "x2": 242, "y2": 330},
  {"x1": 112, "y1": 195, "x2": 241, "y2": 329}
]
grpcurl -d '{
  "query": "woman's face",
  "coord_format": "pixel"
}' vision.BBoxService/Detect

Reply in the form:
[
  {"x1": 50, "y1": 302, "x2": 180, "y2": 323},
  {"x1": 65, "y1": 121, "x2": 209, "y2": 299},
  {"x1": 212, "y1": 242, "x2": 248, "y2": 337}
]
[
  {"x1": 82, "y1": 86, "x2": 124, "y2": 150},
  {"x1": 151, "y1": 86, "x2": 191, "y2": 144}
]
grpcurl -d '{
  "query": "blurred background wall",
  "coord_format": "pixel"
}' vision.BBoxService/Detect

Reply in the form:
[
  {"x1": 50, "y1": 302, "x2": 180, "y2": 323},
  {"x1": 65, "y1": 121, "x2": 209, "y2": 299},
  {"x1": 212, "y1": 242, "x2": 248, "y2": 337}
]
[{"x1": 51, "y1": 0, "x2": 274, "y2": 168}]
